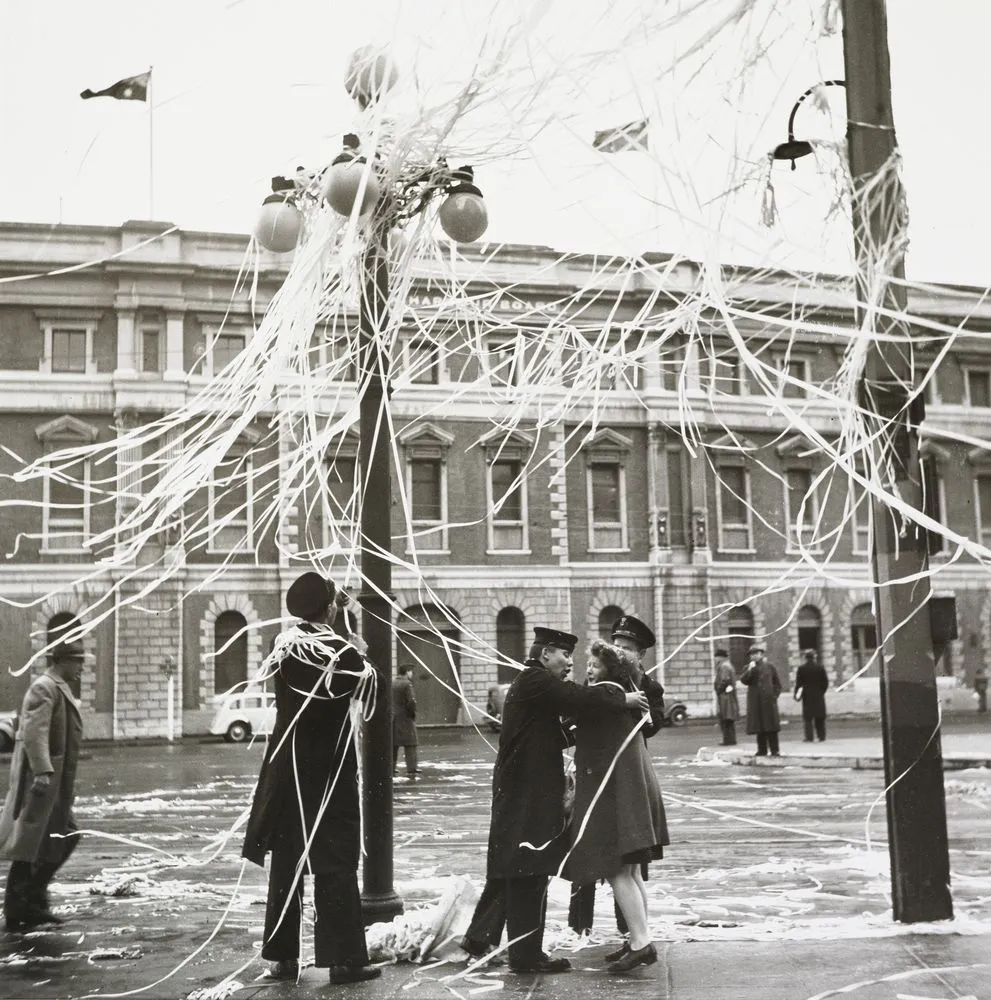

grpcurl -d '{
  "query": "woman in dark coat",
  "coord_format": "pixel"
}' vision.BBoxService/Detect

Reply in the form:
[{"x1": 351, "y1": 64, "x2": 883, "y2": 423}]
[
  {"x1": 793, "y1": 650, "x2": 829, "y2": 742},
  {"x1": 241, "y1": 572, "x2": 379, "y2": 986},
  {"x1": 567, "y1": 640, "x2": 667, "y2": 973},
  {"x1": 741, "y1": 646, "x2": 782, "y2": 757}
]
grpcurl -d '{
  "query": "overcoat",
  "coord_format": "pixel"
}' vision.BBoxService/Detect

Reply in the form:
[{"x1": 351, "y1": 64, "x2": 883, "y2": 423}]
[
  {"x1": 0, "y1": 671, "x2": 82, "y2": 865},
  {"x1": 793, "y1": 660, "x2": 829, "y2": 720},
  {"x1": 566, "y1": 682, "x2": 668, "y2": 883},
  {"x1": 391, "y1": 675, "x2": 418, "y2": 746},
  {"x1": 714, "y1": 658, "x2": 740, "y2": 721},
  {"x1": 242, "y1": 626, "x2": 371, "y2": 874},
  {"x1": 485, "y1": 662, "x2": 628, "y2": 878},
  {"x1": 741, "y1": 659, "x2": 782, "y2": 734}
]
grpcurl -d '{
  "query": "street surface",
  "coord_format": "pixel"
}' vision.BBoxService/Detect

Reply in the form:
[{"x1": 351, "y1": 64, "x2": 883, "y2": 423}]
[{"x1": 0, "y1": 716, "x2": 988, "y2": 999}]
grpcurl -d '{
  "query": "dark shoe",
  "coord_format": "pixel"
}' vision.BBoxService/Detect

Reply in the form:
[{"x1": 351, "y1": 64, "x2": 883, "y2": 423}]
[
  {"x1": 770, "y1": 752, "x2": 781, "y2": 757},
  {"x1": 604, "y1": 942, "x2": 630, "y2": 963},
  {"x1": 264, "y1": 959, "x2": 299, "y2": 980},
  {"x1": 509, "y1": 957, "x2": 571, "y2": 974},
  {"x1": 754, "y1": 750, "x2": 767, "y2": 757},
  {"x1": 34, "y1": 910, "x2": 64, "y2": 926},
  {"x1": 329, "y1": 965, "x2": 381, "y2": 985},
  {"x1": 607, "y1": 943, "x2": 657, "y2": 973}
]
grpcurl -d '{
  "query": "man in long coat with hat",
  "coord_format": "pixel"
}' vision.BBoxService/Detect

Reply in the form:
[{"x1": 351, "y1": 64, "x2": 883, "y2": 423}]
[
  {"x1": 242, "y1": 571, "x2": 380, "y2": 986},
  {"x1": 741, "y1": 646, "x2": 782, "y2": 757},
  {"x1": 461, "y1": 627, "x2": 647, "y2": 974},
  {"x1": 1, "y1": 639, "x2": 85, "y2": 932}
]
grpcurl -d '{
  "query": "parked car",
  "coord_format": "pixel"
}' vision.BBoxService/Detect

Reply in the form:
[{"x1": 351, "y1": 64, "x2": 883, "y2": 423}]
[
  {"x1": 0, "y1": 711, "x2": 16, "y2": 753},
  {"x1": 209, "y1": 690, "x2": 275, "y2": 743},
  {"x1": 486, "y1": 683, "x2": 510, "y2": 733}
]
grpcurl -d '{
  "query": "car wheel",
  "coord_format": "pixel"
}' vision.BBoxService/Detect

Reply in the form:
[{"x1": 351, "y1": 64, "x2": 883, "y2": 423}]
[
  {"x1": 669, "y1": 706, "x2": 688, "y2": 727},
  {"x1": 226, "y1": 721, "x2": 251, "y2": 743}
]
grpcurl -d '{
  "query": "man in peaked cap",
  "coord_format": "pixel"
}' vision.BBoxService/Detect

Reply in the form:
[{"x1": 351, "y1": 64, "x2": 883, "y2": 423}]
[
  {"x1": 242, "y1": 572, "x2": 380, "y2": 986},
  {"x1": 1, "y1": 639, "x2": 86, "y2": 932},
  {"x1": 567, "y1": 613, "x2": 667, "y2": 947},
  {"x1": 463, "y1": 626, "x2": 648, "y2": 974}
]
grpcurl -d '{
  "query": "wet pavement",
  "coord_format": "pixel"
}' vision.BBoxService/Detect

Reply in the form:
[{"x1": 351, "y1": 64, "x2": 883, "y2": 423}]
[{"x1": 0, "y1": 717, "x2": 988, "y2": 999}]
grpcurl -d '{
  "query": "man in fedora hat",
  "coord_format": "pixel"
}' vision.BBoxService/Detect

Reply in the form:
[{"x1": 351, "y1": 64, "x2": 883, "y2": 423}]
[
  {"x1": 242, "y1": 571, "x2": 380, "y2": 986},
  {"x1": 741, "y1": 646, "x2": 782, "y2": 757},
  {"x1": 1, "y1": 638, "x2": 86, "y2": 932},
  {"x1": 568, "y1": 613, "x2": 667, "y2": 945},
  {"x1": 462, "y1": 626, "x2": 648, "y2": 975}
]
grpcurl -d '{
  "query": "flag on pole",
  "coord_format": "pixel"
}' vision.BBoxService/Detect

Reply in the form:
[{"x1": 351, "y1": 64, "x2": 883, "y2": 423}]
[
  {"x1": 80, "y1": 71, "x2": 151, "y2": 102},
  {"x1": 592, "y1": 118, "x2": 649, "y2": 154}
]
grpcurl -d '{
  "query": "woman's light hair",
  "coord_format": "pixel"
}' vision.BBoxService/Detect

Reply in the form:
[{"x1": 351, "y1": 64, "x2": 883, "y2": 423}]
[{"x1": 587, "y1": 638, "x2": 640, "y2": 686}]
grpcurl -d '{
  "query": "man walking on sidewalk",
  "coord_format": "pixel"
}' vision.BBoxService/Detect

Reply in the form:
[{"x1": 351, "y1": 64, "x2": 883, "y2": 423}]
[{"x1": 392, "y1": 664, "x2": 420, "y2": 779}]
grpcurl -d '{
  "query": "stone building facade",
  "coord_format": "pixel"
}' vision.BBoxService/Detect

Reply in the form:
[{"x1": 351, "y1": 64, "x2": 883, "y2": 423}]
[{"x1": 0, "y1": 220, "x2": 987, "y2": 738}]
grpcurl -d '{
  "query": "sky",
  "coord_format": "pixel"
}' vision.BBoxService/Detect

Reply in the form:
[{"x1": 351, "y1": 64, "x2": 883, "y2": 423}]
[{"x1": 1, "y1": 0, "x2": 989, "y2": 286}]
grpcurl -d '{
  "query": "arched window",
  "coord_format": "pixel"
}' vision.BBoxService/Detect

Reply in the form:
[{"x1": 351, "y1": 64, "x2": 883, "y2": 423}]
[
  {"x1": 850, "y1": 603, "x2": 878, "y2": 677},
  {"x1": 214, "y1": 611, "x2": 248, "y2": 695},
  {"x1": 727, "y1": 605, "x2": 754, "y2": 674},
  {"x1": 496, "y1": 607, "x2": 526, "y2": 684},
  {"x1": 797, "y1": 606, "x2": 822, "y2": 662},
  {"x1": 598, "y1": 605, "x2": 624, "y2": 641}
]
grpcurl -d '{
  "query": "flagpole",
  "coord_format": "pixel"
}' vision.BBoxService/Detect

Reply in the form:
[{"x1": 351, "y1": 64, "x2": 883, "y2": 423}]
[{"x1": 148, "y1": 66, "x2": 154, "y2": 218}]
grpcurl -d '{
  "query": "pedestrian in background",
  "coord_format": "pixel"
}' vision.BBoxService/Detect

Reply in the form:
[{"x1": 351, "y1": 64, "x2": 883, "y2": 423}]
[
  {"x1": 241, "y1": 572, "x2": 380, "y2": 986},
  {"x1": 974, "y1": 664, "x2": 988, "y2": 714},
  {"x1": 392, "y1": 664, "x2": 420, "y2": 779},
  {"x1": 794, "y1": 649, "x2": 829, "y2": 741},
  {"x1": 566, "y1": 640, "x2": 667, "y2": 973},
  {"x1": 713, "y1": 648, "x2": 739, "y2": 746},
  {"x1": 741, "y1": 646, "x2": 782, "y2": 757},
  {"x1": 1, "y1": 638, "x2": 86, "y2": 933},
  {"x1": 461, "y1": 627, "x2": 647, "y2": 975},
  {"x1": 568, "y1": 614, "x2": 664, "y2": 942}
]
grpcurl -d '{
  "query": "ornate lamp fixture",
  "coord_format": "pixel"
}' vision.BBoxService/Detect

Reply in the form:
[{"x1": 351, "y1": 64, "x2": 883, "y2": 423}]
[{"x1": 772, "y1": 79, "x2": 846, "y2": 170}]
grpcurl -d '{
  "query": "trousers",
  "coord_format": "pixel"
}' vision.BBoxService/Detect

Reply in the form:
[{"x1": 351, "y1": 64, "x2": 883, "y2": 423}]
[
  {"x1": 803, "y1": 717, "x2": 826, "y2": 741},
  {"x1": 464, "y1": 876, "x2": 548, "y2": 966},
  {"x1": 262, "y1": 849, "x2": 368, "y2": 968},
  {"x1": 755, "y1": 731, "x2": 780, "y2": 755},
  {"x1": 4, "y1": 828, "x2": 80, "y2": 925}
]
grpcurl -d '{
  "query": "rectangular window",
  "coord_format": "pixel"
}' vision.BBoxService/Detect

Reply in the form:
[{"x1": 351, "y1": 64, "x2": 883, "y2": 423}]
[
  {"x1": 410, "y1": 458, "x2": 445, "y2": 550},
  {"x1": 785, "y1": 467, "x2": 818, "y2": 548},
  {"x1": 140, "y1": 328, "x2": 161, "y2": 373},
  {"x1": 487, "y1": 337, "x2": 521, "y2": 387},
  {"x1": 322, "y1": 332, "x2": 358, "y2": 381},
  {"x1": 44, "y1": 459, "x2": 88, "y2": 550},
  {"x1": 489, "y1": 458, "x2": 526, "y2": 551},
  {"x1": 976, "y1": 475, "x2": 991, "y2": 546},
  {"x1": 323, "y1": 455, "x2": 358, "y2": 549},
  {"x1": 666, "y1": 447, "x2": 687, "y2": 546},
  {"x1": 209, "y1": 445, "x2": 253, "y2": 552},
  {"x1": 213, "y1": 333, "x2": 246, "y2": 374},
  {"x1": 717, "y1": 464, "x2": 751, "y2": 550},
  {"x1": 407, "y1": 339, "x2": 440, "y2": 385},
  {"x1": 966, "y1": 369, "x2": 991, "y2": 407},
  {"x1": 588, "y1": 461, "x2": 627, "y2": 550},
  {"x1": 921, "y1": 458, "x2": 944, "y2": 555},
  {"x1": 851, "y1": 486, "x2": 871, "y2": 554},
  {"x1": 779, "y1": 358, "x2": 808, "y2": 399},
  {"x1": 51, "y1": 330, "x2": 88, "y2": 373},
  {"x1": 709, "y1": 356, "x2": 742, "y2": 395}
]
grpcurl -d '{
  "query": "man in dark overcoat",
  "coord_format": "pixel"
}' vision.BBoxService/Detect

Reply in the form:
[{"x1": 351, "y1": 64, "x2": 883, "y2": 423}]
[
  {"x1": 241, "y1": 572, "x2": 380, "y2": 986},
  {"x1": 568, "y1": 614, "x2": 664, "y2": 945},
  {"x1": 461, "y1": 627, "x2": 647, "y2": 974},
  {"x1": 713, "y1": 648, "x2": 740, "y2": 746},
  {"x1": 794, "y1": 649, "x2": 829, "y2": 741},
  {"x1": 1, "y1": 639, "x2": 85, "y2": 932},
  {"x1": 741, "y1": 646, "x2": 782, "y2": 757},
  {"x1": 391, "y1": 664, "x2": 419, "y2": 779}
]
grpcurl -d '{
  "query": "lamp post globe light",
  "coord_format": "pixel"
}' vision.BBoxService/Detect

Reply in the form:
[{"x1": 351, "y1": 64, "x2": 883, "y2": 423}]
[{"x1": 253, "y1": 46, "x2": 488, "y2": 924}]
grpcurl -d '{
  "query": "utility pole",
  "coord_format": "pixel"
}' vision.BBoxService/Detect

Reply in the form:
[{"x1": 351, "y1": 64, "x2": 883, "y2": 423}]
[{"x1": 841, "y1": 0, "x2": 952, "y2": 922}]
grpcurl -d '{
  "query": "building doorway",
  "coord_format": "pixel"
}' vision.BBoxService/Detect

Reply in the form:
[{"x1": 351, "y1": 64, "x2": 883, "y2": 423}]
[
  {"x1": 797, "y1": 605, "x2": 822, "y2": 663},
  {"x1": 47, "y1": 612, "x2": 82, "y2": 699},
  {"x1": 850, "y1": 603, "x2": 878, "y2": 678},
  {"x1": 397, "y1": 604, "x2": 462, "y2": 725},
  {"x1": 727, "y1": 605, "x2": 754, "y2": 675}
]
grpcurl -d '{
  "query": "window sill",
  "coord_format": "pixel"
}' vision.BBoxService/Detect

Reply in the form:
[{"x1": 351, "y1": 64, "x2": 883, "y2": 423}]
[
  {"x1": 716, "y1": 547, "x2": 757, "y2": 554},
  {"x1": 486, "y1": 549, "x2": 533, "y2": 556},
  {"x1": 587, "y1": 547, "x2": 631, "y2": 554}
]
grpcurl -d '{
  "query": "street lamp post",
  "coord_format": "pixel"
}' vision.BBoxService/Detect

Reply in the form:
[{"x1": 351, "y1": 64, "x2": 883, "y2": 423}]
[{"x1": 254, "y1": 47, "x2": 489, "y2": 926}]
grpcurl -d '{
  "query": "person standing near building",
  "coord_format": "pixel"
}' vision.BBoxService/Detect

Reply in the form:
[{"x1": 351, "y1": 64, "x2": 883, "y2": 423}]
[
  {"x1": 794, "y1": 649, "x2": 829, "y2": 741},
  {"x1": 392, "y1": 664, "x2": 420, "y2": 779},
  {"x1": 241, "y1": 572, "x2": 380, "y2": 986},
  {"x1": 740, "y1": 646, "x2": 782, "y2": 757},
  {"x1": 461, "y1": 627, "x2": 647, "y2": 974},
  {"x1": 1, "y1": 638, "x2": 86, "y2": 932},
  {"x1": 713, "y1": 648, "x2": 739, "y2": 746},
  {"x1": 568, "y1": 614, "x2": 664, "y2": 941},
  {"x1": 974, "y1": 664, "x2": 988, "y2": 714}
]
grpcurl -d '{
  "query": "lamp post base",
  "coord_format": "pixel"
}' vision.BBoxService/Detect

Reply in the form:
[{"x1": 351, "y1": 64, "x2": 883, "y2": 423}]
[{"x1": 361, "y1": 889, "x2": 404, "y2": 926}]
